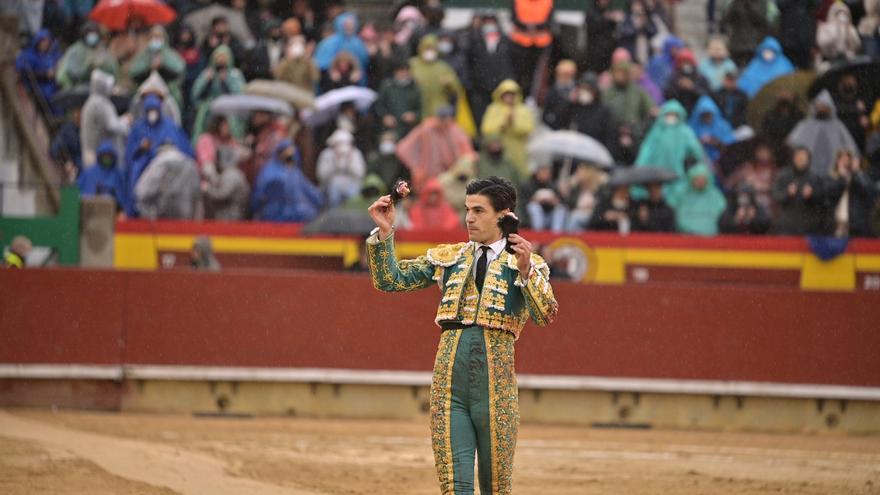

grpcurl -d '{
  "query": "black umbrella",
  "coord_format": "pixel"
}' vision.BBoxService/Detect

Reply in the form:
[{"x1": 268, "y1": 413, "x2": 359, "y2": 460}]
[
  {"x1": 608, "y1": 166, "x2": 678, "y2": 187},
  {"x1": 52, "y1": 86, "x2": 131, "y2": 113},
  {"x1": 807, "y1": 57, "x2": 880, "y2": 103},
  {"x1": 302, "y1": 208, "x2": 377, "y2": 236}
]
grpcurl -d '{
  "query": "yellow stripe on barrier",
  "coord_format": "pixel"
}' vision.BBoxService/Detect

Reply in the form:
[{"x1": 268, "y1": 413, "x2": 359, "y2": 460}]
[{"x1": 625, "y1": 248, "x2": 804, "y2": 269}]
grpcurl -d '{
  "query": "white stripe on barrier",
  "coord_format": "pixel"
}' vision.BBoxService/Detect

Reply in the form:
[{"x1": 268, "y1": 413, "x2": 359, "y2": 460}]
[{"x1": 1, "y1": 363, "x2": 879, "y2": 401}]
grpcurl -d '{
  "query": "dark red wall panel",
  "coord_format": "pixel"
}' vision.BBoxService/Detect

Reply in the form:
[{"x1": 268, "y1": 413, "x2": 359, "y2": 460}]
[
  {"x1": 2, "y1": 269, "x2": 879, "y2": 387},
  {"x1": 0, "y1": 269, "x2": 125, "y2": 364}
]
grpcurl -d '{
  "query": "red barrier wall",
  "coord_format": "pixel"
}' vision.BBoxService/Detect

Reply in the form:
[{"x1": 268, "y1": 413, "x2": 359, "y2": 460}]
[{"x1": 2, "y1": 269, "x2": 879, "y2": 387}]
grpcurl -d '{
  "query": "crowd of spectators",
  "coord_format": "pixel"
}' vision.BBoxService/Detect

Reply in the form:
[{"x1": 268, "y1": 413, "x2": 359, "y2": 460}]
[{"x1": 8, "y1": 0, "x2": 880, "y2": 238}]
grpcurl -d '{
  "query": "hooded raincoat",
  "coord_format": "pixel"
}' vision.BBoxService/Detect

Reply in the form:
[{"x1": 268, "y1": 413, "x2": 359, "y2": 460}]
[
  {"x1": 16, "y1": 29, "x2": 62, "y2": 112},
  {"x1": 647, "y1": 36, "x2": 684, "y2": 89},
  {"x1": 634, "y1": 100, "x2": 705, "y2": 199},
  {"x1": 129, "y1": 26, "x2": 186, "y2": 103},
  {"x1": 688, "y1": 95, "x2": 735, "y2": 164},
  {"x1": 80, "y1": 70, "x2": 129, "y2": 169},
  {"x1": 191, "y1": 45, "x2": 246, "y2": 140},
  {"x1": 396, "y1": 117, "x2": 475, "y2": 193},
  {"x1": 480, "y1": 79, "x2": 536, "y2": 177},
  {"x1": 787, "y1": 90, "x2": 860, "y2": 177},
  {"x1": 408, "y1": 178, "x2": 462, "y2": 231},
  {"x1": 251, "y1": 139, "x2": 323, "y2": 222},
  {"x1": 77, "y1": 139, "x2": 126, "y2": 209},
  {"x1": 55, "y1": 29, "x2": 119, "y2": 89},
  {"x1": 134, "y1": 145, "x2": 202, "y2": 220},
  {"x1": 410, "y1": 35, "x2": 476, "y2": 136},
  {"x1": 313, "y1": 13, "x2": 369, "y2": 74},
  {"x1": 669, "y1": 163, "x2": 727, "y2": 236},
  {"x1": 737, "y1": 37, "x2": 795, "y2": 98}
]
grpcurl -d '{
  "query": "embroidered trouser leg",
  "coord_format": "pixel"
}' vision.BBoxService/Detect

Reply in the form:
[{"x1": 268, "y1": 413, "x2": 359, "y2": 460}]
[{"x1": 430, "y1": 326, "x2": 519, "y2": 495}]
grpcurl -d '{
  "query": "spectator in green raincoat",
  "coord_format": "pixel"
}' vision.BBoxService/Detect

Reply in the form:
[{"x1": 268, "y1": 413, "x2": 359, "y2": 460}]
[
  {"x1": 55, "y1": 22, "x2": 119, "y2": 89},
  {"x1": 409, "y1": 35, "x2": 476, "y2": 137},
  {"x1": 669, "y1": 163, "x2": 727, "y2": 236},
  {"x1": 480, "y1": 79, "x2": 535, "y2": 178},
  {"x1": 634, "y1": 99, "x2": 705, "y2": 200},
  {"x1": 129, "y1": 26, "x2": 185, "y2": 105},
  {"x1": 191, "y1": 45, "x2": 245, "y2": 141}
]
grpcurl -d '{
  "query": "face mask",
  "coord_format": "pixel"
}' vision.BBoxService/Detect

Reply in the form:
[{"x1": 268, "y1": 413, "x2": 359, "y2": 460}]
[
  {"x1": 664, "y1": 114, "x2": 678, "y2": 125},
  {"x1": 488, "y1": 148, "x2": 503, "y2": 159},
  {"x1": 422, "y1": 49, "x2": 438, "y2": 62},
  {"x1": 99, "y1": 155, "x2": 115, "y2": 168},
  {"x1": 482, "y1": 24, "x2": 498, "y2": 35},
  {"x1": 148, "y1": 38, "x2": 163, "y2": 51},
  {"x1": 85, "y1": 32, "x2": 99, "y2": 46},
  {"x1": 335, "y1": 143, "x2": 352, "y2": 154},
  {"x1": 288, "y1": 43, "x2": 305, "y2": 58},
  {"x1": 438, "y1": 41, "x2": 453, "y2": 54},
  {"x1": 379, "y1": 141, "x2": 396, "y2": 155},
  {"x1": 837, "y1": 12, "x2": 848, "y2": 22},
  {"x1": 147, "y1": 110, "x2": 160, "y2": 124},
  {"x1": 762, "y1": 49, "x2": 775, "y2": 62},
  {"x1": 578, "y1": 90, "x2": 594, "y2": 105}
]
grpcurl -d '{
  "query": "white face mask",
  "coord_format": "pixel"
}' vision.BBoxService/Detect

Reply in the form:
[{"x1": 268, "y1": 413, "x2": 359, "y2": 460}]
[
  {"x1": 85, "y1": 32, "x2": 99, "y2": 46},
  {"x1": 762, "y1": 49, "x2": 775, "y2": 62},
  {"x1": 422, "y1": 49, "x2": 438, "y2": 62},
  {"x1": 148, "y1": 38, "x2": 163, "y2": 51},
  {"x1": 147, "y1": 110, "x2": 160, "y2": 124},
  {"x1": 612, "y1": 197, "x2": 629, "y2": 210},
  {"x1": 288, "y1": 43, "x2": 305, "y2": 58},
  {"x1": 577, "y1": 90, "x2": 594, "y2": 105},
  {"x1": 438, "y1": 40, "x2": 453, "y2": 54},
  {"x1": 664, "y1": 113, "x2": 678, "y2": 126},
  {"x1": 335, "y1": 143, "x2": 352, "y2": 154},
  {"x1": 379, "y1": 141, "x2": 396, "y2": 155}
]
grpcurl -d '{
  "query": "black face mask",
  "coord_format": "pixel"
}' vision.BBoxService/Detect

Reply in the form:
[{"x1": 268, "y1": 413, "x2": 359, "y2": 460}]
[{"x1": 488, "y1": 149, "x2": 503, "y2": 160}]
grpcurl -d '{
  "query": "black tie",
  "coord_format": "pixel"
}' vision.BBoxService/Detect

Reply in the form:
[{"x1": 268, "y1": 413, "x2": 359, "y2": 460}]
[{"x1": 475, "y1": 246, "x2": 490, "y2": 292}]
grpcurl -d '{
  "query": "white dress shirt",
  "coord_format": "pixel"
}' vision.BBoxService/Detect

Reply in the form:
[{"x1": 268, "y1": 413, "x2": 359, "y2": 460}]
[{"x1": 472, "y1": 238, "x2": 507, "y2": 279}]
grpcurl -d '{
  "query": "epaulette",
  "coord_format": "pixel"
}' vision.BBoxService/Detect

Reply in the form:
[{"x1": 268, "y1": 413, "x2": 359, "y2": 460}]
[{"x1": 426, "y1": 242, "x2": 471, "y2": 267}]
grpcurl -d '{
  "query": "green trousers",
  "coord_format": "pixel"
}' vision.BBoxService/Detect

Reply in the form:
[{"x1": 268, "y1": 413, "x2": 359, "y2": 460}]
[{"x1": 430, "y1": 326, "x2": 519, "y2": 495}]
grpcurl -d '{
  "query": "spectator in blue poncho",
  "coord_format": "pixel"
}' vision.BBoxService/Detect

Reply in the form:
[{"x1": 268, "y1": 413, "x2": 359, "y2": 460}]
[
  {"x1": 689, "y1": 95, "x2": 735, "y2": 164},
  {"x1": 634, "y1": 99, "x2": 706, "y2": 200},
  {"x1": 252, "y1": 139, "x2": 323, "y2": 222},
  {"x1": 16, "y1": 29, "x2": 62, "y2": 114},
  {"x1": 737, "y1": 37, "x2": 795, "y2": 98},
  {"x1": 646, "y1": 35, "x2": 684, "y2": 89},
  {"x1": 124, "y1": 94, "x2": 193, "y2": 216},
  {"x1": 77, "y1": 139, "x2": 125, "y2": 210},
  {"x1": 313, "y1": 13, "x2": 368, "y2": 82},
  {"x1": 669, "y1": 163, "x2": 727, "y2": 236}
]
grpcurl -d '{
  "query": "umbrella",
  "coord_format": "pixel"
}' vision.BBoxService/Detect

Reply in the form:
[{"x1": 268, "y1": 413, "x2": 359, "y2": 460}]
[
  {"x1": 527, "y1": 130, "x2": 614, "y2": 169},
  {"x1": 746, "y1": 71, "x2": 815, "y2": 130},
  {"x1": 302, "y1": 208, "x2": 376, "y2": 236},
  {"x1": 305, "y1": 86, "x2": 377, "y2": 127},
  {"x1": 183, "y1": 5, "x2": 254, "y2": 46},
  {"x1": 89, "y1": 0, "x2": 176, "y2": 31},
  {"x1": 52, "y1": 85, "x2": 131, "y2": 113},
  {"x1": 808, "y1": 57, "x2": 880, "y2": 104},
  {"x1": 209, "y1": 94, "x2": 292, "y2": 117},
  {"x1": 245, "y1": 80, "x2": 315, "y2": 110},
  {"x1": 608, "y1": 166, "x2": 678, "y2": 187}
]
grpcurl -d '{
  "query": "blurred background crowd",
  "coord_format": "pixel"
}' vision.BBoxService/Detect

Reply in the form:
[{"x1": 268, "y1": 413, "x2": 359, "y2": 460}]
[{"x1": 5, "y1": 0, "x2": 880, "y2": 238}]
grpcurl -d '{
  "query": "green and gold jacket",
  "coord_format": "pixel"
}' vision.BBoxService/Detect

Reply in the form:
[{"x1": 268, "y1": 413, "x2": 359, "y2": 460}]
[{"x1": 366, "y1": 232, "x2": 558, "y2": 339}]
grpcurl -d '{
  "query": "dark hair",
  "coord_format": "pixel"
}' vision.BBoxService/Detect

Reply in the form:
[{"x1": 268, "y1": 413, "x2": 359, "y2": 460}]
[{"x1": 466, "y1": 176, "x2": 517, "y2": 212}]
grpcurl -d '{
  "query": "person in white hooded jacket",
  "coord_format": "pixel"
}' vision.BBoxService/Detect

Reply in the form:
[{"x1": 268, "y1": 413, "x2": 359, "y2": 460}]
[
  {"x1": 316, "y1": 129, "x2": 366, "y2": 208},
  {"x1": 817, "y1": 2, "x2": 862, "y2": 62},
  {"x1": 80, "y1": 69, "x2": 129, "y2": 169}
]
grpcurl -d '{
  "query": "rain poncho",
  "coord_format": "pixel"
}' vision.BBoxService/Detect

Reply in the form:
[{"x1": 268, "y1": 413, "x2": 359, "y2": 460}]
[
  {"x1": 480, "y1": 79, "x2": 536, "y2": 177},
  {"x1": 16, "y1": 29, "x2": 62, "y2": 113},
  {"x1": 316, "y1": 129, "x2": 367, "y2": 208},
  {"x1": 77, "y1": 139, "x2": 125, "y2": 209},
  {"x1": 55, "y1": 30, "x2": 119, "y2": 88},
  {"x1": 396, "y1": 117, "x2": 474, "y2": 193},
  {"x1": 191, "y1": 45, "x2": 246, "y2": 140},
  {"x1": 409, "y1": 35, "x2": 476, "y2": 136},
  {"x1": 313, "y1": 13, "x2": 369, "y2": 74},
  {"x1": 697, "y1": 39, "x2": 737, "y2": 92},
  {"x1": 130, "y1": 71, "x2": 182, "y2": 126},
  {"x1": 128, "y1": 26, "x2": 185, "y2": 103},
  {"x1": 251, "y1": 140, "x2": 323, "y2": 222},
  {"x1": 408, "y1": 178, "x2": 462, "y2": 231},
  {"x1": 688, "y1": 95, "x2": 735, "y2": 164},
  {"x1": 737, "y1": 37, "x2": 795, "y2": 98},
  {"x1": 787, "y1": 90, "x2": 860, "y2": 177},
  {"x1": 202, "y1": 151, "x2": 250, "y2": 221},
  {"x1": 124, "y1": 94, "x2": 194, "y2": 216},
  {"x1": 134, "y1": 145, "x2": 202, "y2": 220},
  {"x1": 646, "y1": 36, "x2": 684, "y2": 89},
  {"x1": 668, "y1": 163, "x2": 726, "y2": 236},
  {"x1": 634, "y1": 100, "x2": 705, "y2": 199},
  {"x1": 80, "y1": 70, "x2": 129, "y2": 169}
]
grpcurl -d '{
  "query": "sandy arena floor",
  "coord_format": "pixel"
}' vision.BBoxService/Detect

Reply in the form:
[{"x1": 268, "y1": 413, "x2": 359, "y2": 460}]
[{"x1": 0, "y1": 409, "x2": 878, "y2": 495}]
